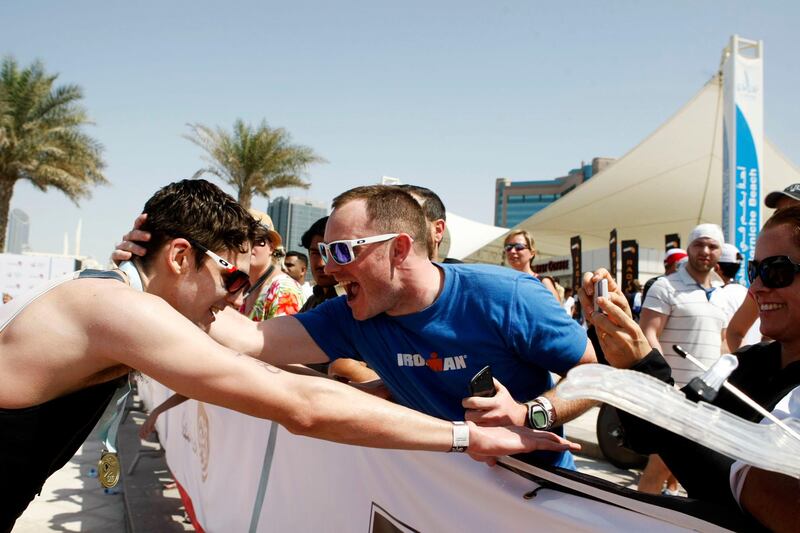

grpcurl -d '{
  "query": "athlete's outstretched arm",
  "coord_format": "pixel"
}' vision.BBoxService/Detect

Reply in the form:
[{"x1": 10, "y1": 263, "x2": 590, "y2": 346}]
[
  {"x1": 93, "y1": 289, "x2": 579, "y2": 457},
  {"x1": 207, "y1": 306, "x2": 330, "y2": 366}
]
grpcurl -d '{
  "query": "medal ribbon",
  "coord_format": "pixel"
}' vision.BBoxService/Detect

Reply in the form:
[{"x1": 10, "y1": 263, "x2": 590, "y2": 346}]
[
  {"x1": 97, "y1": 379, "x2": 132, "y2": 455},
  {"x1": 93, "y1": 261, "x2": 143, "y2": 487}
]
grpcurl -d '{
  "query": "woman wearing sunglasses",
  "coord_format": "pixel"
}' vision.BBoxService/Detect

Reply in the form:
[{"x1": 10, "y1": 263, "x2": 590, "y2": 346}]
[
  {"x1": 578, "y1": 205, "x2": 800, "y2": 531},
  {"x1": 503, "y1": 229, "x2": 560, "y2": 301},
  {"x1": 241, "y1": 210, "x2": 306, "y2": 321}
]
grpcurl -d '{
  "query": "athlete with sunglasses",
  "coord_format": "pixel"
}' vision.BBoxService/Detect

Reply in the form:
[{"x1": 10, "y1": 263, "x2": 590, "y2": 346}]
[
  {"x1": 578, "y1": 205, "x2": 800, "y2": 531},
  {"x1": 0, "y1": 180, "x2": 580, "y2": 531}
]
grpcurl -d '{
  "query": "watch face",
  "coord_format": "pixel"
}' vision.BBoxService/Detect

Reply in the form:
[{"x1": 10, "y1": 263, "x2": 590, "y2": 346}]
[{"x1": 531, "y1": 409, "x2": 548, "y2": 429}]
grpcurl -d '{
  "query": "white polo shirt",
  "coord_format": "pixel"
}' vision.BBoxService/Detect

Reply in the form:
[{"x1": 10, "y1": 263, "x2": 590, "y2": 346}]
[{"x1": 642, "y1": 267, "x2": 730, "y2": 387}]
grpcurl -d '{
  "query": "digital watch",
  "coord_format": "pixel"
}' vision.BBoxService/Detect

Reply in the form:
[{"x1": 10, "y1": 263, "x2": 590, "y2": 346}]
[{"x1": 524, "y1": 397, "x2": 556, "y2": 431}]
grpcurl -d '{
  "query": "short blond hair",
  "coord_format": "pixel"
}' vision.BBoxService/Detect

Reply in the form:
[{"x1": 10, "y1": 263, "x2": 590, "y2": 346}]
[{"x1": 504, "y1": 229, "x2": 537, "y2": 257}]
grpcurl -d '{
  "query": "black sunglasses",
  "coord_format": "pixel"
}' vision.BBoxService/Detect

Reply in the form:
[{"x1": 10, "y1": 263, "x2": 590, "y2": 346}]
[
  {"x1": 189, "y1": 240, "x2": 251, "y2": 295},
  {"x1": 504, "y1": 243, "x2": 529, "y2": 252},
  {"x1": 747, "y1": 255, "x2": 800, "y2": 289}
]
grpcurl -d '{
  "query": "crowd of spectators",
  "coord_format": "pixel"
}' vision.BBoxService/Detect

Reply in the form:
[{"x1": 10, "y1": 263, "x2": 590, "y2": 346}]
[{"x1": 4, "y1": 178, "x2": 799, "y2": 531}]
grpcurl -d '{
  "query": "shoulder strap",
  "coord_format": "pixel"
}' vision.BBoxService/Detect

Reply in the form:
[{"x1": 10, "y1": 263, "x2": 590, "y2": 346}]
[{"x1": 76, "y1": 269, "x2": 126, "y2": 284}]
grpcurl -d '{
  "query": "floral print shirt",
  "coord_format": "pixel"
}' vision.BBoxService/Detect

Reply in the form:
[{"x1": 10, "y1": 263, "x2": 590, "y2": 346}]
[{"x1": 244, "y1": 273, "x2": 306, "y2": 322}]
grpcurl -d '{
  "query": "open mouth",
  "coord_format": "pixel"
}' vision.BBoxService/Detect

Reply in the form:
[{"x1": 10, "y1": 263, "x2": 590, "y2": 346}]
[
  {"x1": 339, "y1": 280, "x2": 360, "y2": 302},
  {"x1": 759, "y1": 302, "x2": 786, "y2": 312}
]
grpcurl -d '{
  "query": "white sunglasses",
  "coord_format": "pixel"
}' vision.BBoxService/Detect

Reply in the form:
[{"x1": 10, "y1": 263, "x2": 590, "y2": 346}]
[{"x1": 318, "y1": 233, "x2": 400, "y2": 265}]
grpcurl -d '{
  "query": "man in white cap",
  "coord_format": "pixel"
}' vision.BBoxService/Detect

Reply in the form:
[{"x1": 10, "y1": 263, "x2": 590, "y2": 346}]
[
  {"x1": 636, "y1": 223, "x2": 731, "y2": 495},
  {"x1": 716, "y1": 243, "x2": 761, "y2": 347}
]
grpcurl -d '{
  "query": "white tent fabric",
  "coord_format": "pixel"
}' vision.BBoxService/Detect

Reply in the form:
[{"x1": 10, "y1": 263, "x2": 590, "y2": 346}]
[
  {"x1": 466, "y1": 75, "x2": 800, "y2": 262},
  {"x1": 441, "y1": 211, "x2": 508, "y2": 260}
]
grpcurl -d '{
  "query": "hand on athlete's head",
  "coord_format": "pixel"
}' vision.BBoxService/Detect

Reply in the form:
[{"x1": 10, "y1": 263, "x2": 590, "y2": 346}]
[{"x1": 111, "y1": 214, "x2": 151, "y2": 265}]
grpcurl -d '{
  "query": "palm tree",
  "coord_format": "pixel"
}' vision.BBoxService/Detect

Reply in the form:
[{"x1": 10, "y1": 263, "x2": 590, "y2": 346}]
[
  {"x1": 0, "y1": 57, "x2": 107, "y2": 252},
  {"x1": 185, "y1": 119, "x2": 324, "y2": 209}
]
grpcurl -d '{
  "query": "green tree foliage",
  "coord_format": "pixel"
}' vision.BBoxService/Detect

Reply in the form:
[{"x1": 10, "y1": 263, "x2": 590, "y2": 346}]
[
  {"x1": 185, "y1": 119, "x2": 324, "y2": 209},
  {"x1": 0, "y1": 56, "x2": 107, "y2": 251}
]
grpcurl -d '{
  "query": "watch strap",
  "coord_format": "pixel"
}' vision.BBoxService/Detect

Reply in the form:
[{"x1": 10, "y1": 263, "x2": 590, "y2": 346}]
[
  {"x1": 525, "y1": 396, "x2": 556, "y2": 430},
  {"x1": 450, "y1": 421, "x2": 469, "y2": 452}
]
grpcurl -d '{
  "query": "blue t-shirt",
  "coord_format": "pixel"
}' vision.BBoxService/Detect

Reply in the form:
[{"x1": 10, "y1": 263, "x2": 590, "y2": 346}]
[{"x1": 296, "y1": 263, "x2": 588, "y2": 468}]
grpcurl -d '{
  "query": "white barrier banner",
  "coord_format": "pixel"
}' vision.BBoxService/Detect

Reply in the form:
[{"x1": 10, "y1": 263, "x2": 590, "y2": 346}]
[{"x1": 138, "y1": 379, "x2": 713, "y2": 533}]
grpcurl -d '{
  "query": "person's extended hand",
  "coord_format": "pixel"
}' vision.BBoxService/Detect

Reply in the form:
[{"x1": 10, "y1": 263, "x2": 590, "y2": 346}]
[
  {"x1": 138, "y1": 411, "x2": 158, "y2": 440},
  {"x1": 466, "y1": 421, "x2": 580, "y2": 463},
  {"x1": 578, "y1": 269, "x2": 652, "y2": 368},
  {"x1": 347, "y1": 379, "x2": 393, "y2": 401},
  {"x1": 462, "y1": 378, "x2": 527, "y2": 427},
  {"x1": 111, "y1": 213, "x2": 151, "y2": 264}
]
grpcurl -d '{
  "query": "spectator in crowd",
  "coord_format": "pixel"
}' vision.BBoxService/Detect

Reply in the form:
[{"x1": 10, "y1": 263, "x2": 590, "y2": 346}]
[
  {"x1": 502, "y1": 229, "x2": 561, "y2": 301},
  {"x1": 727, "y1": 183, "x2": 800, "y2": 351},
  {"x1": 285, "y1": 251, "x2": 313, "y2": 300},
  {"x1": 716, "y1": 243, "x2": 761, "y2": 347},
  {"x1": 205, "y1": 185, "x2": 597, "y2": 469},
  {"x1": 637, "y1": 224, "x2": 731, "y2": 495},
  {"x1": 765, "y1": 182, "x2": 800, "y2": 211},
  {"x1": 562, "y1": 287, "x2": 576, "y2": 318},
  {"x1": 242, "y1": 210, "x2": 306, "y2": 321},
  {"x1": 397, "y1": 184, "x2": 462, "y2": 263},
  {"x1": 299, "y1": 216, "x2": 338, "y2": 313},
  {"x1": 641, "y1": 248, "x2": 687, "y2": 304},
  {"x1": 1, "y1": 180, "x2": 580, "y2": 531},
  {"x1": 625, "y1": 279, "x2": 643, "y2": 321},
  {"x1": 579, "y1": 205, "x2": 800, "y2": 531}
]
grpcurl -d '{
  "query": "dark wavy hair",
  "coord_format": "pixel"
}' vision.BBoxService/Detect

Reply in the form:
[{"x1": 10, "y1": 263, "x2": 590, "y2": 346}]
[
  {"x1": 300, "y1": 216, "x2": 328, "y2": 250},
  {"x1": 138, "y1": 179, "x2": 259, "y2": 270}
]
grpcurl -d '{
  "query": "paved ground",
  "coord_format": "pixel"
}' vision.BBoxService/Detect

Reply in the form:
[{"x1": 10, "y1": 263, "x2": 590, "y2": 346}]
[
  {"x1": 12, "y1": 396, "x2": 193, "y2": 532},
  {"x1": 12, "y1": 401, "x2": 127, "y2": 532},
  {"x1": 11, "y1": 397, "x2": 673, "y2": 532}
]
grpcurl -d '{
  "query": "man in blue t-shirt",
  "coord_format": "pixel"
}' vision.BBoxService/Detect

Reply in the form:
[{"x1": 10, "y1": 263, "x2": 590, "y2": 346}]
[{"x1": 208, "y1": 185, "x2": 596, "y2": 468}]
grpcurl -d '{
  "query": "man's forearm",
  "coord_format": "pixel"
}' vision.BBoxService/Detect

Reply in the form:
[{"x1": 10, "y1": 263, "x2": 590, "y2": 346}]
[
  {"x1": 541, "y1": 392, "x2": 597, "y2": 426},
  {"x1": 285, "y1": 372, "x2": 453, "y2": 450}
]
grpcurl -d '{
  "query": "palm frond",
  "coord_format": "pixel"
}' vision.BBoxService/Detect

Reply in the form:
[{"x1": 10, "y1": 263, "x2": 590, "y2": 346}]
[
  {"x1": 184, "y1": 118, "x2": 324, "y2": 208},
  {"x1": 0, "y1": 56, "x2": 108, "y2": 248}
]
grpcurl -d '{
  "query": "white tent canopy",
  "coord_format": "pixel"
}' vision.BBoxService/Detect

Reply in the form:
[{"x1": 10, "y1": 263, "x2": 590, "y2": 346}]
[
  {"x1": 441, "y1": 211, "x2": 508, "y2": 260},
  {"x1": 466, "y1": 75, "x2": 800, "y2": 263}
]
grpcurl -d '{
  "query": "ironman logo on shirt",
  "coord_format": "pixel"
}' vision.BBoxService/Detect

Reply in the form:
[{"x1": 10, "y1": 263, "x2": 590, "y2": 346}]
[{"x1": 396, "y1": 352, "x2": 467, "y2": 372}]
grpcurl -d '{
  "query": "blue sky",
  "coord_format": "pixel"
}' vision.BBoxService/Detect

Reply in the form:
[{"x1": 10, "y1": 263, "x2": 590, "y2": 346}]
[{"x1": 3, "y1": 1, "x2": 799, "y2": 261}]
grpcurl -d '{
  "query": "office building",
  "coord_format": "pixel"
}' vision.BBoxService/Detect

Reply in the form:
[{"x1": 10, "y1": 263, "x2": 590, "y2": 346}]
[
  {"x1": 494, "y1": 157, "x2": 615, "y2": 227},
  {"x1": 5, "y1": 208, "x2": 30, "y2": 254},
  {"x1": 267, "y1": 197, "x2": 328, "y2": 251}
]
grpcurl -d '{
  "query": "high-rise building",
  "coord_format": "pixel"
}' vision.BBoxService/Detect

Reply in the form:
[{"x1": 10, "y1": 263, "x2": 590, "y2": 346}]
[
  {"x1": 5, "y1": 208, "x2": 30, "y2": 254},
  {"x1": 494, "y1": 157, "x2": 615, "y2": 228},
  {"x1": 267, "y1": 197, "x2": 328, "y2": 251}
]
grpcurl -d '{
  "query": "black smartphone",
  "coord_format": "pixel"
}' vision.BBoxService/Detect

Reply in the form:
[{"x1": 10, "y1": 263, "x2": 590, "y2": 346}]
[{"x1": 469, "y1": 365, "x2": 496, "y2": 397}]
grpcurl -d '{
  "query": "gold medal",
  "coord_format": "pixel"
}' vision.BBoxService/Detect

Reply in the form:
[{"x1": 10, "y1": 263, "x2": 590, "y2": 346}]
[{"x1": 98, "y1": 451, "x2": 121, "y2": 489}]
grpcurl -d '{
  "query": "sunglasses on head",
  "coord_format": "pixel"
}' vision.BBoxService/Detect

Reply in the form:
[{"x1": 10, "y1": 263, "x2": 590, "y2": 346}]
[
  {"x1": 189, "y1": 240, "x2": 251, "y2": 295},
  {"x1": 318, "y1": 234, "x2": 400, "y2": 266},
  {"x1": 504, "y1": 243, "x2": 529, "y2": 252},
  {"x1": 747, "y1": 255, "x2": 800, "y2": 289}
]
